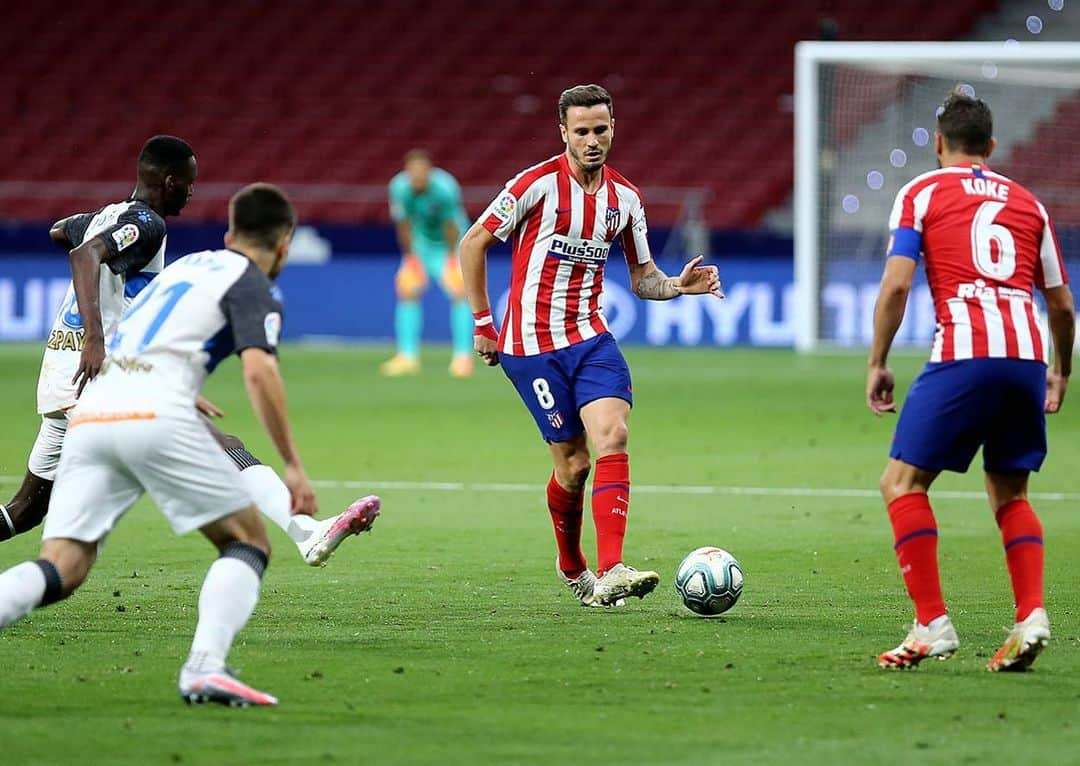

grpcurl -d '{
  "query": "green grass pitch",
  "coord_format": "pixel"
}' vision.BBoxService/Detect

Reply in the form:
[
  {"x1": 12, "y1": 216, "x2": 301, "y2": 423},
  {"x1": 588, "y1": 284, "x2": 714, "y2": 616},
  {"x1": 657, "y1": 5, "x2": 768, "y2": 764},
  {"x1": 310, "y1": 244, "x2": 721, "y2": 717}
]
[{"x1": 1, "y1": 343, "x2": 1079, "y2": 765}]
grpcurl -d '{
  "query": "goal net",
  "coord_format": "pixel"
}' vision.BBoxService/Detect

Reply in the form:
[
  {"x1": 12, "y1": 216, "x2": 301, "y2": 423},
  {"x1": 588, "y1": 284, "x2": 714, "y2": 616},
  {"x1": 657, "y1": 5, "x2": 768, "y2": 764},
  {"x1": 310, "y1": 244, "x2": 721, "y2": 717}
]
[{"x1": 794, "y1": 41, "x2": 1080, "y2": 352}]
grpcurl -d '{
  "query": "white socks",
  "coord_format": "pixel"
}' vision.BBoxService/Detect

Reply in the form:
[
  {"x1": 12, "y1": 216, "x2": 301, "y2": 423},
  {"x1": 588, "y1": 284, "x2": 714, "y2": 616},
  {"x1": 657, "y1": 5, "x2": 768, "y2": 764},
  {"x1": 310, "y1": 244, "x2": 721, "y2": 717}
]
[
  {"x1": 184, "y1": 557, "x2": 261, "y2": 674},
  {"x1": 240, "y1": 465, "x2": 318, "y2": 545},
  {"x1": 0, "y1": 561, "x2": 46, "y2": 627}
]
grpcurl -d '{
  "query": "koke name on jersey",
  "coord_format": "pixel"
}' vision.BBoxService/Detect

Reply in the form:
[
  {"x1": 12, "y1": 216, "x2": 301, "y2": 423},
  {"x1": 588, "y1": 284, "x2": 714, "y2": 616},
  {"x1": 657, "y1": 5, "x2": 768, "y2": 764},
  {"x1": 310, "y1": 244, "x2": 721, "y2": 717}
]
[{"x1": 960, "y1": 177, "x2": 1009, "y2": 201}]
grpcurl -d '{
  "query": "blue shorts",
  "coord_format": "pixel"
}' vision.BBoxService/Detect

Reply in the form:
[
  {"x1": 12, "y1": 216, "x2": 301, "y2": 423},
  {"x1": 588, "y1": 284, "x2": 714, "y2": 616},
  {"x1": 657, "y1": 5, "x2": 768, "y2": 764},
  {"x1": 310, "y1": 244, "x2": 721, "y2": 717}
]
[
  {"x1": 891, "y1": 358, "x2": 1047, "y2": 474},
  {"x1": 500, "y1": 332, "x2": 633, "y2": 443}
]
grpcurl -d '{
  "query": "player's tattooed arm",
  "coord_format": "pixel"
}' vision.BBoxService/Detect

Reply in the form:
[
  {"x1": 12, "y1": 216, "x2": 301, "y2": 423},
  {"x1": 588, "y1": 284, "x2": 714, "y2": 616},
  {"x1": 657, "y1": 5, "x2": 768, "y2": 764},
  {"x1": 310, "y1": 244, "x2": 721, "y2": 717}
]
[
  {"x1": 632, "y1": 256, "x2": 723, "y2": 301},
  {"x1": 634, "y1": 266, "x2": 681, "y2": 300}
]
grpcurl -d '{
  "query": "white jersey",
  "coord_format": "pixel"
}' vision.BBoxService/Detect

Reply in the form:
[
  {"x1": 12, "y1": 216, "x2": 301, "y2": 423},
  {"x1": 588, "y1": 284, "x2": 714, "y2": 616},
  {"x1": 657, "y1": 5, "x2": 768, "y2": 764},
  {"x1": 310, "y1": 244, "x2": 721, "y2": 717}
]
[
  {"x1": 36, "y1": 200, "x2": 167, "y2": 414},
  {"x1": 73, "y1": 249, "x2": 282, "y2": 421},
  {"x1": 478, "y1": 154, "x2": 651, "y2": 356}
]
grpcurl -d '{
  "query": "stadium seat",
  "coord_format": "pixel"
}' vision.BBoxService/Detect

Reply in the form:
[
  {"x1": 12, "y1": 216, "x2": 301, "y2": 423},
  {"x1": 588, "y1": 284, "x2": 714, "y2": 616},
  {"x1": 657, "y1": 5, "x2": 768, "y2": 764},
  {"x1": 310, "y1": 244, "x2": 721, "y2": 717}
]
[{"x1": 1, "y1": 0, "x2": 999, "y2": 228}]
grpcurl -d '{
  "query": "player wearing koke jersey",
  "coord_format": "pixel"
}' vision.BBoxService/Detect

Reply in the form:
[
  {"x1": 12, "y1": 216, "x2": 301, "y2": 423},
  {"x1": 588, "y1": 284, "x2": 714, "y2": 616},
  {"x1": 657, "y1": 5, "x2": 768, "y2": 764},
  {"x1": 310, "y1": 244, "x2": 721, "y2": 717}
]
[
  {"x1": 460, "y1": 85, "x2": 723, "y2": 607},
  {"x1": 867, "y1": 92, "x2": 1074, "y2": 672},
  {"x1": 0, "y1": 139, "x2": 377, "y2": 567},
  {"x1": 0, "y1": 184, "x2": 316, "y2": 706}
]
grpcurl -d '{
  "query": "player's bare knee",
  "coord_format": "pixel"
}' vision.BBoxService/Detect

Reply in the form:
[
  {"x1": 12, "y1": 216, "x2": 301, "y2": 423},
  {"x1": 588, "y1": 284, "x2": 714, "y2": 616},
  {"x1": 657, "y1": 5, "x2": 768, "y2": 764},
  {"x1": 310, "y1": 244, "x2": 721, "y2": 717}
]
[
  {"x1": 562, "y1": 458, "x2": 591, "y2": 493},
  {"x1": 878, "y1": 468, "x2": 908, "y2": 504},
  {"x1": 985, "y1": 471, "x2": 1029, "y2": 512},
  {"x1": 201, "y1": 507, "x2": 270, "y2": 558},
  {"x1": 594, "y1": 422, "x2": 629, "y2": 455}
]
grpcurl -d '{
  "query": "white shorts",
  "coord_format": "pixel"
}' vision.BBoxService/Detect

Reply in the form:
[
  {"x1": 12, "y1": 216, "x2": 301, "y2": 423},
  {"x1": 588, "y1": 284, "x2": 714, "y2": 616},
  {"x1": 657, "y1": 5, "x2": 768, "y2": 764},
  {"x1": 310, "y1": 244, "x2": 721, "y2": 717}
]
[
  {"x1": 43, "y1": 413, "x2": 254, "y2": 543},
  {"x1": 27, "y1": 413, "x2": 69, "y2": 481}
]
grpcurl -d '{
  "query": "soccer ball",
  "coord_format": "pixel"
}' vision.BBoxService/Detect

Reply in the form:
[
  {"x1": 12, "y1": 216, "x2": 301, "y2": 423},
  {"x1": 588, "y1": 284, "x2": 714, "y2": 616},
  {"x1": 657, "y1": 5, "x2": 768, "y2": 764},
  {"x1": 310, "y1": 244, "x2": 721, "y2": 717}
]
[{"x1": 674, "y1": 547, "x2": 743, "y2": 616}]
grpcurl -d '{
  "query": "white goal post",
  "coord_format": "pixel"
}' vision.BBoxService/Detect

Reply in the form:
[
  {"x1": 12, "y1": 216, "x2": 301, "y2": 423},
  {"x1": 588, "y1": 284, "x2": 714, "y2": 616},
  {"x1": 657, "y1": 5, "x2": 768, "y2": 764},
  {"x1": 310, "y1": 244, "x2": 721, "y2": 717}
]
[{"x1": 794, "y1": 41, "x2": 1080, "y2": 352}]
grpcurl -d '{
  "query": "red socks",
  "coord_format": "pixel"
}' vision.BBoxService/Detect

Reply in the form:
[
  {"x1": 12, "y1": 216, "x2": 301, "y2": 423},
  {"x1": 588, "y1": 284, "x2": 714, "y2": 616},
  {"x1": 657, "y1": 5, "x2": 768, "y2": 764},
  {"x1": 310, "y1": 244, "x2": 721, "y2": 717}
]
[
  {"x1": 547, "y1": 474, "x2": 586, "y2": 577},
  {"x1": 592, "y1": 453, "x2": 630, "y2": 577},
  {"x1": 549, "y1": 454, "x2": 632, "y2": 578},
  {"x1": 996, "y1": 499, "x2": 1044, "y2": 622},
  {"x1": 887, "y1": 492, "x2": 946, "y2": 626}
]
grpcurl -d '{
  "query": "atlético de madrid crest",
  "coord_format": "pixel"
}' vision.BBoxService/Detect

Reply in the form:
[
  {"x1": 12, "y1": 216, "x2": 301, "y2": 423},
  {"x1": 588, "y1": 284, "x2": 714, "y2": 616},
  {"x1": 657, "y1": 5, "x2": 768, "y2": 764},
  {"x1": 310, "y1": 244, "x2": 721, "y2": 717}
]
[{"x1": 605, "y1": 206, "x2": 621, "y2": 236}]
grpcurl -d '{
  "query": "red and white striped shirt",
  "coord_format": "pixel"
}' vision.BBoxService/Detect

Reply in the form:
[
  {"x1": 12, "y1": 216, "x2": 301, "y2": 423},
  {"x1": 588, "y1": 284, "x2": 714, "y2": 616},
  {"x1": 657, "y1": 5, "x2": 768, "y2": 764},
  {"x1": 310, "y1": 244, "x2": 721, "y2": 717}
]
[
  {"x1": 480, "y1": 154, "x2": 650, "y2": 356},
  {"x1": 887, "y1": 164, "x2": 1068, "y2": 363}
]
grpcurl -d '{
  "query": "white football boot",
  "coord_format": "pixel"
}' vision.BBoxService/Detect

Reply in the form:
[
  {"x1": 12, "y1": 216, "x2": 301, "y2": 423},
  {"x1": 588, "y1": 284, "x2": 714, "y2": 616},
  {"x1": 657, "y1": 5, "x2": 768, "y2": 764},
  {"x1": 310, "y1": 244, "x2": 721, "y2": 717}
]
[
  {"x1": 877, "y1": 615, "x2": 960, "y2": 670},
  {"x1": 592, "y1": 563, "x2": 659, "y2": 606},
  {"x1": 988, "y1": 607, "x2": 1050, "y2": 672},
  {"x1": 179, "y1": 662, "x2": 278, "y2": 707},
  {"x1": 301, "y1": 495, "x2": 381, "y2": 567}
]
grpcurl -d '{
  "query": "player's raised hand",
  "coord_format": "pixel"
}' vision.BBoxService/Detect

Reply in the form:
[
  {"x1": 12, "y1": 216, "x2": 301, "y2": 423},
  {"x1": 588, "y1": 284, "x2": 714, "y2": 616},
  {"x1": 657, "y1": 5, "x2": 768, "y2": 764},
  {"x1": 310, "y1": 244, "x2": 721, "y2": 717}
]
[
  {"x1": 1045, "y1": 368, "x2": 1068, "y2": 414},
  {"x1": 72, "y1": 335, "x2": 106, "y2": 398},
  {"x1": 473, "y1": 309, "x2": 500, "y2": 367},
  {"x1": 866, "y1": 365, "x2": 896, "y2": 416},
  {"x1": 676, "y1": 255, "x2": 724, "y2": 298},
  {"x1": 285, "y1": 463, "x2": 319, "y2": 517}
]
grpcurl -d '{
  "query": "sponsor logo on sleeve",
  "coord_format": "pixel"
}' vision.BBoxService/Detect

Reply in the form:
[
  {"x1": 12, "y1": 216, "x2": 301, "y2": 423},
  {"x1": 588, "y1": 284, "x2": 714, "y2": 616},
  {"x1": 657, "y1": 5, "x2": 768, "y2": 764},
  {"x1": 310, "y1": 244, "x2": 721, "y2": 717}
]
[
  {"x1": 264, "y1": 312, "x2": 282, "y2": 346},
  {"x1": 111, "y1": 223, "x2": 140, "y2": 252},
  {"x1": 494, "y1": 194, "x2": 517, "y2": 221},
  {"x1": 632, "y1": 210, "x2": 647, "y2": 235}
]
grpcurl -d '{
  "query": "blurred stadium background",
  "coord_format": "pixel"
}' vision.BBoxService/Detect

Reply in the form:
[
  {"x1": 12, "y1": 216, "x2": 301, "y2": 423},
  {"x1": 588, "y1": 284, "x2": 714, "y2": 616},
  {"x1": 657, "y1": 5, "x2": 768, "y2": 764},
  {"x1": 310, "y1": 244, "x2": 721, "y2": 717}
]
[{"x1": 1, "y1": 0, "x2": 1077, "y2": 348}]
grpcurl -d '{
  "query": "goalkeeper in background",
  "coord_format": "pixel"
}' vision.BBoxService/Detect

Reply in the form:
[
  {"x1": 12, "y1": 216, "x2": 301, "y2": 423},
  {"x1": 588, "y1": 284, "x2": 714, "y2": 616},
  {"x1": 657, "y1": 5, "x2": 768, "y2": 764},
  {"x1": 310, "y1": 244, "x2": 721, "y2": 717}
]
[{"x1": 382, "y1": 150, "x2": 475, "y2": 378}]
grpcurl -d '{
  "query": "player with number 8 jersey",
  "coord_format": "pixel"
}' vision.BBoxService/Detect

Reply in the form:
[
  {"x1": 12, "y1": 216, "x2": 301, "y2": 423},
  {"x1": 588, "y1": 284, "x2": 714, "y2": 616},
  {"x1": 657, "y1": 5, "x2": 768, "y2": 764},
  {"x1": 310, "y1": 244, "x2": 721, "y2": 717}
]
[
  {"x1": 867, "y1": 90, "x2": 1075, "y2": 673},
  {"x1": 461, "y1": 85, "x2": 723, "y2": 608}
]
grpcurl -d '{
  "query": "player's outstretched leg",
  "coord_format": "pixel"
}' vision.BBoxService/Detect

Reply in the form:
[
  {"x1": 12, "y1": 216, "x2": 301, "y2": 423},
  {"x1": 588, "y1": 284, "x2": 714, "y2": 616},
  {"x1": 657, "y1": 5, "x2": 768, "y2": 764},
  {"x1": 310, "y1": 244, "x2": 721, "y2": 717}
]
[
  {"x1": 179, "y1": 513, "x2": 276, "y2": 707},
  {"x1": 211, "y1": 424, "x2": 381, "y2": 567},
  {"x1": 988, "y1": 490, "x2": 1049, "y2": 672},
  {"x1": 238, "y1": 462, "x2": 380, "y2": 566},
  {"x1": 301, "y1": 495, "x2": 381, "y2": 567}
]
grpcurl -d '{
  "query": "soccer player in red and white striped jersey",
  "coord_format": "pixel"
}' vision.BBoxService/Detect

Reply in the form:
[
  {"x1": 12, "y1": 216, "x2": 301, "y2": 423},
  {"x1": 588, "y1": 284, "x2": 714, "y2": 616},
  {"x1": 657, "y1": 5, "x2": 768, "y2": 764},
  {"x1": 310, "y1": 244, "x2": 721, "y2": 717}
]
[
  {"x1": 867, "y1": 91, "x2": 1075, "y2": 671},
  {"x1": 461, "y1": 84, "x2": 722, "y2": 607}
]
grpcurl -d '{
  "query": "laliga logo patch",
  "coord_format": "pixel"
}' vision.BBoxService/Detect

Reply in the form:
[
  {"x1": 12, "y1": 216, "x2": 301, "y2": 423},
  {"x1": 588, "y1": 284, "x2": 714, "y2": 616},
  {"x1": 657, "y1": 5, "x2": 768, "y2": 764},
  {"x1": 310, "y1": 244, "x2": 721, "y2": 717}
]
[
  {"x1": 495, "y1": 194, "x2": 516, "y2": 220},
  {"x1": 111, "y1": 223, "x2": 140, "y2": 252},
  {"x1": 264, "y1": 312, "x2": 282, "y2": 346}
]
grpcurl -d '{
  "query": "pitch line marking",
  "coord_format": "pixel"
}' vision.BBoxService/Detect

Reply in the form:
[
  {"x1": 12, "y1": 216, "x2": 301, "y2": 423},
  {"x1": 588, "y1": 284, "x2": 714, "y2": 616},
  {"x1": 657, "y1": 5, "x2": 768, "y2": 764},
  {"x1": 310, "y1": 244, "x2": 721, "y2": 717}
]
[{"x1": 2, "y1": 475, "x2": 1075, "y2": 502}]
